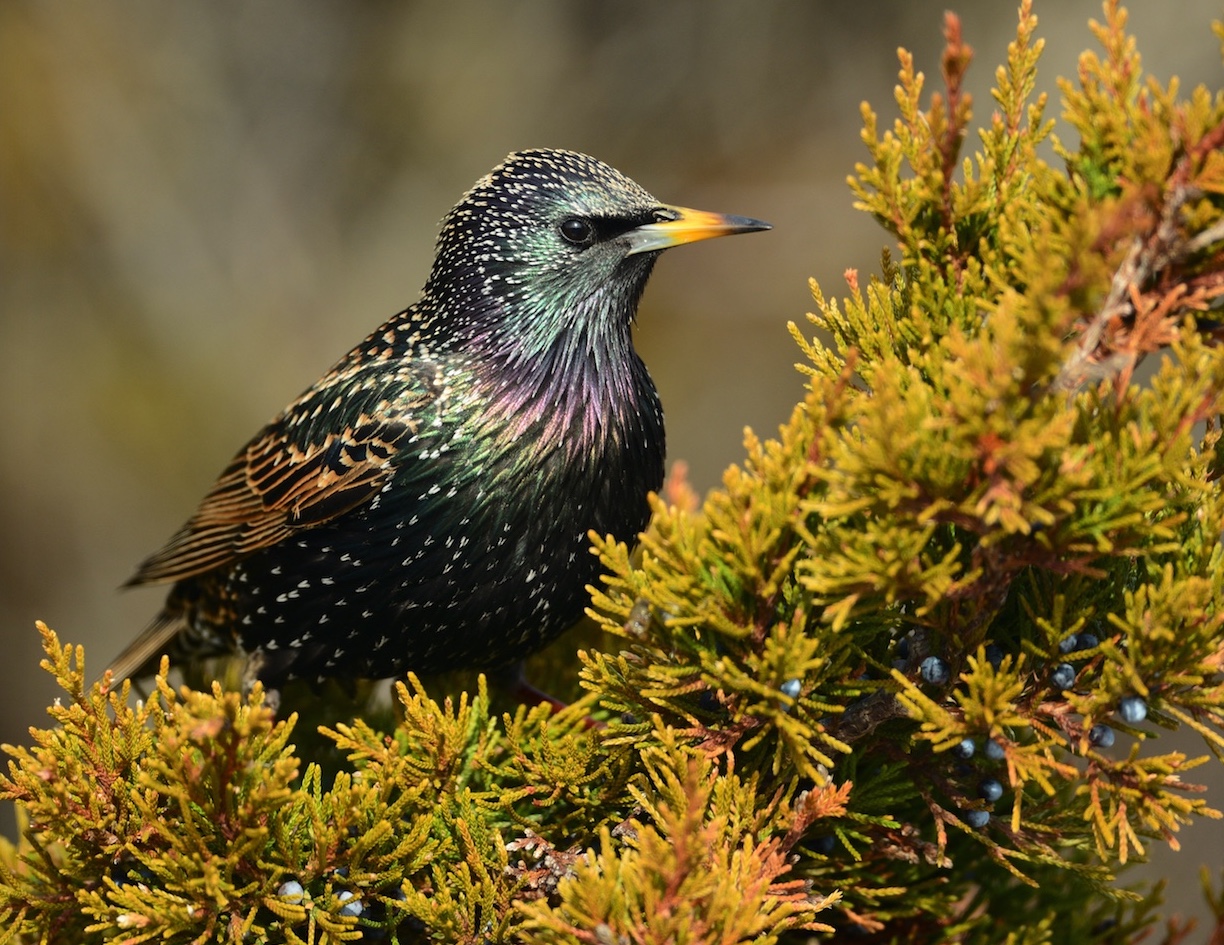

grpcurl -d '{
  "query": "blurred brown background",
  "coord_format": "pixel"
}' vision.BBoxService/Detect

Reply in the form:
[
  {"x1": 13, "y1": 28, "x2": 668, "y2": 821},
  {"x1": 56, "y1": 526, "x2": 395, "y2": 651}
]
[{"x1": 2, "y1": 0, "x2": 1220, "y2": 926}]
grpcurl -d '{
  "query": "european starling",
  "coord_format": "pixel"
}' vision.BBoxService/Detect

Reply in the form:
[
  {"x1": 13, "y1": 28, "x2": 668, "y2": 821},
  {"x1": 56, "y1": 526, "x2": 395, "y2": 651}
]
[{"x1": 107, "y1": 149, "x2": 769, "y2": 689}]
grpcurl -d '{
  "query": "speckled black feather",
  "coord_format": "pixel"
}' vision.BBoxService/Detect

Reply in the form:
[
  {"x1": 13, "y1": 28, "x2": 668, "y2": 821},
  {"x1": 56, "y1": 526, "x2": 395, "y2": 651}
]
[{"x1": 109, "y1": 149, "x2": 768, "y2": 688}]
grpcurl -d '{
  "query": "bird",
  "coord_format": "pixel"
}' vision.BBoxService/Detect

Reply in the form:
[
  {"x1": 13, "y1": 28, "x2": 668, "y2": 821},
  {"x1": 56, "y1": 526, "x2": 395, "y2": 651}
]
[{"x1": 105, "y1": 148, "x2": 770, "y2": 691}]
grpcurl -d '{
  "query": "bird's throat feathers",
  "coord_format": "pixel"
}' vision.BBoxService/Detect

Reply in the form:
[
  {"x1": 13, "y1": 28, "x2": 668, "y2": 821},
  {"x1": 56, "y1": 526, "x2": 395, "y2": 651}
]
[{"x1": 466, "y1": 269, "x2": 659, "y2": 455}]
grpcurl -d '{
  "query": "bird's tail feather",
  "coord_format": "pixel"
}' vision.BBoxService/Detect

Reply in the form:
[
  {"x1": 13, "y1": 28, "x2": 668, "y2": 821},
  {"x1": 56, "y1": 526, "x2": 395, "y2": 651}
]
[{"x1": 102, "y1": 611, "x2": 186, "y2": 685}]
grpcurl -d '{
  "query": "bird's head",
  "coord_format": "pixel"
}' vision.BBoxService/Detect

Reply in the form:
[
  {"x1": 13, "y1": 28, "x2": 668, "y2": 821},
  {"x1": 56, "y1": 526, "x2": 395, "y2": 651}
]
[{"x1": 424, "y1": 149, "x2": 769, "y2": 357}]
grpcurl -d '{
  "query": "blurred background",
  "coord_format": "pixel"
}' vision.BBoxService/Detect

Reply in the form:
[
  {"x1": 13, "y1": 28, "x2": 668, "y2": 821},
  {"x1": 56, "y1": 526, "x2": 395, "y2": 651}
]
[{"x1": 2, "y1": 0, "x2": 1221, "y2": 925}]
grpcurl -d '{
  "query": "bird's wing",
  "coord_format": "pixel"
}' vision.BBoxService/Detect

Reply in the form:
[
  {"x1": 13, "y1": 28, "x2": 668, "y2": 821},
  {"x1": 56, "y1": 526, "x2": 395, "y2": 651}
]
[{"x1": 128, "y1": 377, "x2": 431, "y2": 586}]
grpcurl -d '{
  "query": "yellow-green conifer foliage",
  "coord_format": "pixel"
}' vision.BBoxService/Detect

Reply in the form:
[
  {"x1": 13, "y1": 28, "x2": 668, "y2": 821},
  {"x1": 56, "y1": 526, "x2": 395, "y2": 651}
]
[{"x1": 4, "y1": 3, "x2": 1224, "y2": 942}]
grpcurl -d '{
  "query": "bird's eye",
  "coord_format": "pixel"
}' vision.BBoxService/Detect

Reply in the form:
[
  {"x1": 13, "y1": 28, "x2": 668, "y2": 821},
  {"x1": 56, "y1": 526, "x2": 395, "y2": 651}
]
[{"x1": 559, "y1": 217, "x2": 596, "y2": 246}]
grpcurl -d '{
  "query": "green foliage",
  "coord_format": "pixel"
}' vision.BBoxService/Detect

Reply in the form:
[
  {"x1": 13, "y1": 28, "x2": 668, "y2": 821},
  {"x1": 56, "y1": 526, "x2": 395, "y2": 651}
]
[
  {"x1": 0, "y1": 629, "x2": 834, "y2": 943},
  {"x1": 5, "y1": 3, "x2": 1224, "y2": 942}
]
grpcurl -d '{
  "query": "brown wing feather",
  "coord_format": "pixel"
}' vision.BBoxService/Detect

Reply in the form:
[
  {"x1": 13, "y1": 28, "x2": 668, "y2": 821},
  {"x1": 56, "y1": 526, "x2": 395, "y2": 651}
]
[{"x1": 128, "y1": 411, "x2": 417, "y2": 586}]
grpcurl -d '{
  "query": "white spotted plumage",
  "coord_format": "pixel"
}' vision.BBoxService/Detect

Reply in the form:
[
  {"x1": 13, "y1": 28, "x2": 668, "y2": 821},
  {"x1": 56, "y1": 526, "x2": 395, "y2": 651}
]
[{"x1": 106, "y1": 149, "x2": 767, "y2": 689}]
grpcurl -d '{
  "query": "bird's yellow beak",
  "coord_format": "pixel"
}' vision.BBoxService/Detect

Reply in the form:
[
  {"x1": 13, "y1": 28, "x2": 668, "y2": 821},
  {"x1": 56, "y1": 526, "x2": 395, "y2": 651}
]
[{"x1": 624, "y1": 206, "x2": 771, "y2": 256}]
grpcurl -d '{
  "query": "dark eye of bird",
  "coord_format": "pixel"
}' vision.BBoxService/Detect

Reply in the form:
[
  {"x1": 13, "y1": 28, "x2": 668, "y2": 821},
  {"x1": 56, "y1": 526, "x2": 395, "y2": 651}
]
[{"x1": 559, "y1": 217, "x2": 596, "y2": 246}]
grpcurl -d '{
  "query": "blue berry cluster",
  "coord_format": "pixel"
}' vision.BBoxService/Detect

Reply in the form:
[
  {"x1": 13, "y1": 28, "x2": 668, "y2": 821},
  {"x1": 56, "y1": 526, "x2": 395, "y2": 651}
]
[
  {"x1": 1081, "y1": 695, "x2": 1149, "y2": 750},
  {"x1": 1058, "y1": 631, "x2": 1099, "y2": 654},
  {"x1": 900, "y1": 630, "x2": 1153, "y2": 835},
  {"x1": 1050, "y1": 631, "x2": 1099, "y2": 693},
  {"x1": 1053, "y1": 633, "x2": 1150, "y2": 752},
  {"x1": 272, "y1": 877, "x2": 414, "y2": 933},
  {"x1": 949, "y1": 736, "x2": 1010, "y2": 829}
]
